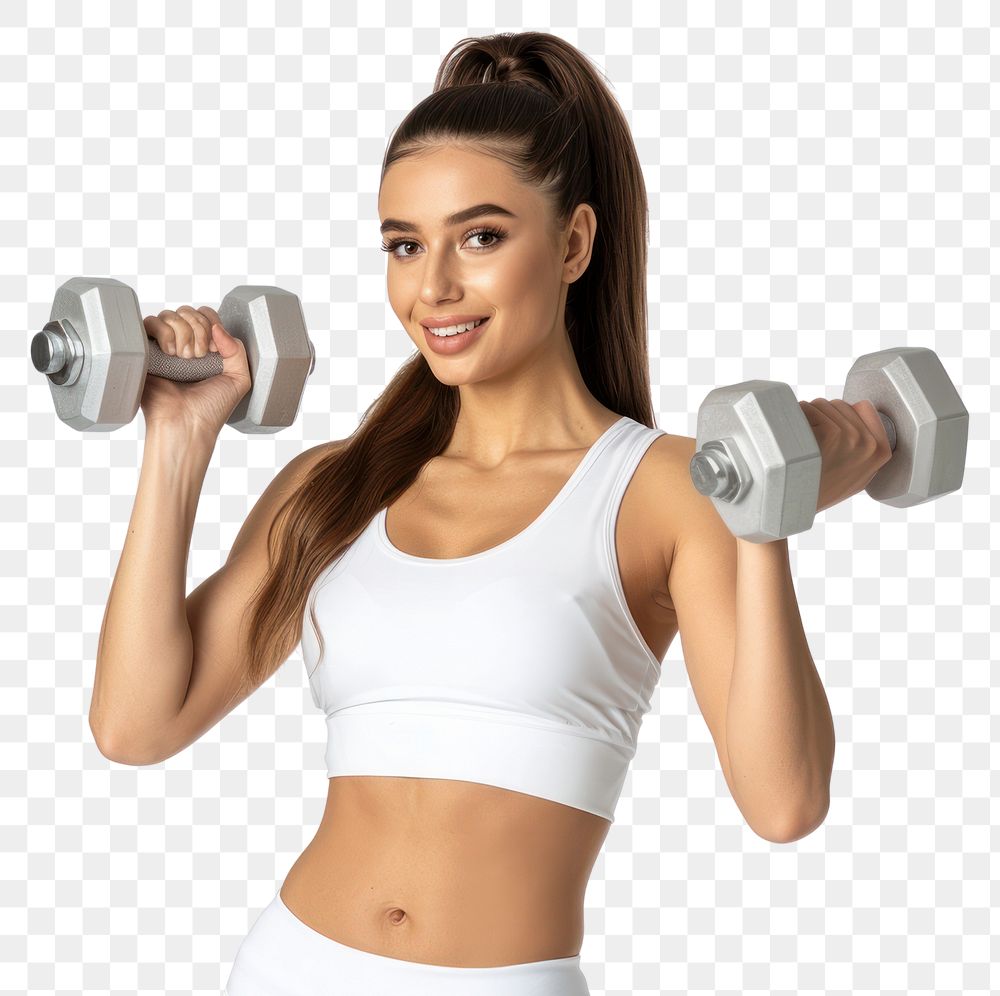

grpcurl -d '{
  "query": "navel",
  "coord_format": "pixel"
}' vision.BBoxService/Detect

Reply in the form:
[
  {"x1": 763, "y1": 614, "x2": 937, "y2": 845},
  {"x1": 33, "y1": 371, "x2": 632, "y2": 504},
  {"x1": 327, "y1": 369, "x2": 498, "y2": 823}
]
[{"x1": 385, "y1": 906, "x2": 408, "y2": 926}]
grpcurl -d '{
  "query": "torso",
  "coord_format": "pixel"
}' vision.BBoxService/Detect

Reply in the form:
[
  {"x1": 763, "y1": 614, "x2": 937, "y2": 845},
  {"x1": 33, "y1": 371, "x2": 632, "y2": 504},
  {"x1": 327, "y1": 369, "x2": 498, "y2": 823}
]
[{"x1": 279, "y1": 411, "x2": 681, "y2": 967}]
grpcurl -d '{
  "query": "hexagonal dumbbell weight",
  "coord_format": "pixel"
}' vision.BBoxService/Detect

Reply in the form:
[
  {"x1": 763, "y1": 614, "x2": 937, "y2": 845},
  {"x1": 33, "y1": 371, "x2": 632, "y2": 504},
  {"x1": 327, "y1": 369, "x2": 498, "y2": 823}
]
[
  {"x1": 31, "y1": 276, "x2": 316, "y2": 432},
  {"x1": 688, "y1": 346, "x2": 969, "y2": 543}
]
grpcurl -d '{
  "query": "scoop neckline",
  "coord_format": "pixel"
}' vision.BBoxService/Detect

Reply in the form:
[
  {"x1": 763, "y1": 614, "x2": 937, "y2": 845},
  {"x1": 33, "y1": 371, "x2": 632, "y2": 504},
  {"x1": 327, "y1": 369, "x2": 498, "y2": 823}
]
[{"x1": 377, "y1": 415, "x2": 630, "y2": 566}]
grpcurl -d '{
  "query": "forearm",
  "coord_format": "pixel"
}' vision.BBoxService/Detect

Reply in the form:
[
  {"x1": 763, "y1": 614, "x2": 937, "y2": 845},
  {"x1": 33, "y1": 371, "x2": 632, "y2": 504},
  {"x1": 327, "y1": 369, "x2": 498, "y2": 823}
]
[{"x1": 726, "y1": 537, "x2": 835, "y2": 840}]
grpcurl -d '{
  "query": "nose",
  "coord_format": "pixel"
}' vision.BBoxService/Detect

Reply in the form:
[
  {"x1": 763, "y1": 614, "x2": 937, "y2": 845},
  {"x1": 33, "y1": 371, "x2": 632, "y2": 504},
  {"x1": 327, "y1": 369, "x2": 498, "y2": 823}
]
[{"x1": 418, "y1": 256, "x2": 464, "y2": 305}]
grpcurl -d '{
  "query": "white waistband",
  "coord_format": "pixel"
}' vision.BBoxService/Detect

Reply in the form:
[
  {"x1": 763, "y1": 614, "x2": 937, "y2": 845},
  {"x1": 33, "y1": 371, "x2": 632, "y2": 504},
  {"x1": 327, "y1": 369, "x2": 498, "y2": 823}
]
[{"x1": 322, "y1": 701, "x2": 634, "y2": 823}]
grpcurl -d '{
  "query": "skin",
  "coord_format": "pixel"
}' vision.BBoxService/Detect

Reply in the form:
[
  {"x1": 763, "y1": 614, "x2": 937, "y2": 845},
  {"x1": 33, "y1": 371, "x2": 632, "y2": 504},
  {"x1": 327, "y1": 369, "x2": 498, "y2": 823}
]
[{"x1": 380, "y1": 143, "x2": 612, "y2": 465}]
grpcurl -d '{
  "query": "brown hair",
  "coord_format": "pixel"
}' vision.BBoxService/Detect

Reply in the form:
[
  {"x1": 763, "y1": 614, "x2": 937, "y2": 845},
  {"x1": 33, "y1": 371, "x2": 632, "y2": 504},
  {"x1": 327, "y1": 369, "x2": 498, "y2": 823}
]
[{"x1": 231, "y1": 30, "x2": 655, "y2": 704}]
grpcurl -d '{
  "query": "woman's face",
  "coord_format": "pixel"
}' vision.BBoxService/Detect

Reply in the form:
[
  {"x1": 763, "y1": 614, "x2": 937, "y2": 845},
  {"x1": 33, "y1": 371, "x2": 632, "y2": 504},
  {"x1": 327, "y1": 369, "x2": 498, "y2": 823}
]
[{"x1": 377, "y1": 144, "x2": 594, "y2": 387}]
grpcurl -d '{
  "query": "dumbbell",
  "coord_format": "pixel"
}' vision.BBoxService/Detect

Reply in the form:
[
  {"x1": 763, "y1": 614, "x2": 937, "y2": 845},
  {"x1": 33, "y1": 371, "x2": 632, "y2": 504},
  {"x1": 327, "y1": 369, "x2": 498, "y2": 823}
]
[
  {"x1": 30, "y1": 276, "x2": 316, "y2": 433},
  {"x1": 688, "y1": 346, "x2": 969, "y2": 543}
]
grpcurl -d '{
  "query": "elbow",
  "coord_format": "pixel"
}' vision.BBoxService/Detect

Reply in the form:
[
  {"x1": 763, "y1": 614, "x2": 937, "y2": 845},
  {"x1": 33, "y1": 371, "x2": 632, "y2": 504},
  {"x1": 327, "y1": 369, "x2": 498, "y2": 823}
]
[
  {"x1": 90, "y1": 721, "x2": 163, "y2": 767},
  {"x1": 754, "y1": 796, "x2": 830, "y2": 844}
]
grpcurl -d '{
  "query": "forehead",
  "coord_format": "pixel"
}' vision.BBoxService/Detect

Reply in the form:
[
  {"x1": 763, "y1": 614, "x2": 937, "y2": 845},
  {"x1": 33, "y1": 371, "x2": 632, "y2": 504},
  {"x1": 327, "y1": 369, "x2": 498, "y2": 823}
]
[{"x1": 378, "y1": 145, "x2": 537, "y2": 224}]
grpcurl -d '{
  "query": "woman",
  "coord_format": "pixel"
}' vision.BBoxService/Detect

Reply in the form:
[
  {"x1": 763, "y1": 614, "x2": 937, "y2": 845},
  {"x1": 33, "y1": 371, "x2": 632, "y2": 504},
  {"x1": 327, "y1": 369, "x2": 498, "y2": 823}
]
[
  {"x1": 95, "y1": 29, "x2": 853, "y2": 996},
  {"x1": 232, "y1": 32, "x2": 668, "y2": 993}
]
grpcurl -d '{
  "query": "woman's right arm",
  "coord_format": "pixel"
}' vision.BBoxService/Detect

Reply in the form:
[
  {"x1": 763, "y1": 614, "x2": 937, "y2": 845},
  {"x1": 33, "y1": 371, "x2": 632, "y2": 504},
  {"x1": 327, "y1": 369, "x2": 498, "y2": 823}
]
[
  {"x1": 89, "y1": 420, "x2": 218, "y2": 763},
  {"x1": 90, "y1": 425, "x2": 340, "y2": 765}
]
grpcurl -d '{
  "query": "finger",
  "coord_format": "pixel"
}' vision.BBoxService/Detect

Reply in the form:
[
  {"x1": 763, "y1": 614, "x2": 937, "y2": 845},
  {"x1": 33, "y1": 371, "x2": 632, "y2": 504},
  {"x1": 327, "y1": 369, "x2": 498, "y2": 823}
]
[
  {"x1": 831, "y1": 399, "x2": 877, "y2": 451},
  {"x1": 197, "y1": 307, "x2": 226, "y2": 352},
  {"x1": 828, "y1": 399, "x2": 868, "y2": 436},
  {"x1": 841, "y1": 398, "x2": 891, "y2": 454},
  {"x1": 143, "y1": 314, "x2": 180, "y2": 356},
  {"x1": 798, "y1": 399, "x2": 826, "y2": 428},
  {"x1": 197, "y1": 305, "x2": 223, "y2": 328},
  {"x1": 811, "y1": 398, "x2": 850, "y2": 427},
  {"x1": 160, "y1": 305, "x2": 206, "y2": 359},
  {"x1": 177, "y1": 305, "x2": 213, "y2": 356},
  {"x1": 800, "y1": 397, "x2": 840, "y2": 429},
  {"x1": 156, "y1": 309, "x2": 204, "y2": 358}
]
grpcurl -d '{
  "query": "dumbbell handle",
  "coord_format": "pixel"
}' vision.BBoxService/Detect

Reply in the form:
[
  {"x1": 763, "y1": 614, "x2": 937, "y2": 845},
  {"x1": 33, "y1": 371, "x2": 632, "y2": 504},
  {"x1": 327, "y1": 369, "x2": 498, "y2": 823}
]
[
  {"x1": 690, "y1": 405, "x2": 897, "y2": 501},
  {"x1": 31, "y1": 323, "x2": 316, "y2": 382}
]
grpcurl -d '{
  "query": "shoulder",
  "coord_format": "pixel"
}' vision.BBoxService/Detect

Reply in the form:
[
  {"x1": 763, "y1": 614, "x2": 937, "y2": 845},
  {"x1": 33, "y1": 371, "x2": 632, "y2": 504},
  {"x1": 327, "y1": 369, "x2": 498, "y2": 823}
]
[
  {"x1": 289, "y1": 437, "x2": 348, "y2": 477},
  {"x1": 649, "y1": 432, "x2": 739, "y2": 611},
  {"x1": 254, "y1": 438, "x2": 349, "y2": 514},
  {"x1": 618, "y1": 430, "x2": 698, "y2": 599},
  {"x1": 631, "y1": 429, "x2": 698, "y2": 519},
  {"x1": 629, "y1": 430, "x2": 738, "y2": 599}
]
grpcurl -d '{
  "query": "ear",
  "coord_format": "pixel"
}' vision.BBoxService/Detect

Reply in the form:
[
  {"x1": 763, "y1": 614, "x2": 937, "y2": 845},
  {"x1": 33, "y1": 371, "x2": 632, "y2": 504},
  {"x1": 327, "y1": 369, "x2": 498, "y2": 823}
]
[{"x1": 562, "y1": 201, "x2": 597, "y2": 282}]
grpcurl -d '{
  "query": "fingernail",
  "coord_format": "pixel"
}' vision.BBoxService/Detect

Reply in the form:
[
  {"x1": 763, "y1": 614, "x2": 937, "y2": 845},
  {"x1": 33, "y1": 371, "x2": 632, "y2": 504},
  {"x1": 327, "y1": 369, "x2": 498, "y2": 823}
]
[{"x1": 166, "y1": 344, "x2": 176, "y2": 355}]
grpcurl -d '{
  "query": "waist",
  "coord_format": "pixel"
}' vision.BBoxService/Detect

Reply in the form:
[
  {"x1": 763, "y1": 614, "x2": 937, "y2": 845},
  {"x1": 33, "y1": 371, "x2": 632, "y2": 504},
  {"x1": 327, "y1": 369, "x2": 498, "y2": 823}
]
[
  {"x1": 320, "y1": 700, "x2": 636, "y2": 823},
  {"x1": 279, "y1": 774, "x2": 611, "y2": 966}
]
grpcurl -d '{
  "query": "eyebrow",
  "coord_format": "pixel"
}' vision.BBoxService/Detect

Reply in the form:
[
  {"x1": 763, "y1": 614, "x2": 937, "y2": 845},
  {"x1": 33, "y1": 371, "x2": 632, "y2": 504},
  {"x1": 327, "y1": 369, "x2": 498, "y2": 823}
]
[{"x1": 379, "y1": 202, "x2": 517, "y2": 236}]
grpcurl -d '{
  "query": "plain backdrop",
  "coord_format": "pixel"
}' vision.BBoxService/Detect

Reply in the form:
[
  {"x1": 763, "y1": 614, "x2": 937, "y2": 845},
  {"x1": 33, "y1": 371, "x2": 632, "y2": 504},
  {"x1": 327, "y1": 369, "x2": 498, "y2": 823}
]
[{"x1": 3, "y1": 2, "x2": 994, "y2": 995}]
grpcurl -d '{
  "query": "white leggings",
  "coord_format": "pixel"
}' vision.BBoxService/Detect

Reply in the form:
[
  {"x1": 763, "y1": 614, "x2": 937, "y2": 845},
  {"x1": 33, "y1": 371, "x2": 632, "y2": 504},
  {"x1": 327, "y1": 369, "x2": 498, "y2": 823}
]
[{"x1": 224, "y1": 889, "x2": 591, "y2": 995}]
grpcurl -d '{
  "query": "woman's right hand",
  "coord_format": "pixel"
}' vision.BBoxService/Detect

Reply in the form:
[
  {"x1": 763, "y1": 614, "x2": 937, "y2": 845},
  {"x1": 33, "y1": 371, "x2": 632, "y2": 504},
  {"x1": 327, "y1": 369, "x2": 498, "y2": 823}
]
[{"x1": 139, "y1": 304, "x2": 253, "y2": 437}]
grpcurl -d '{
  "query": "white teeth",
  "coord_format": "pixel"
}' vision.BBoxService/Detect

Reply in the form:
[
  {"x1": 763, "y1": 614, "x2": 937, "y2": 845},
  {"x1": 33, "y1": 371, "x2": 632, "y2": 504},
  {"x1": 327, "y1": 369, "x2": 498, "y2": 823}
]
[{"x1": 427, "y1": 317, "x2": 486, "y2": 337}]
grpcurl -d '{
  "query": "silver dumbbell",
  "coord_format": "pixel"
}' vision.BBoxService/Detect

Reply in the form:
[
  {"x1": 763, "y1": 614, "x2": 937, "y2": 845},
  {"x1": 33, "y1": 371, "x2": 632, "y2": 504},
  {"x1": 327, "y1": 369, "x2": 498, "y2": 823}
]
[
  {"x1": 689, "y1": 346, "x2": 969, "y2": 543},
  {"x1": 31, "y1": 276, "x2": 316, "y2": 433}
]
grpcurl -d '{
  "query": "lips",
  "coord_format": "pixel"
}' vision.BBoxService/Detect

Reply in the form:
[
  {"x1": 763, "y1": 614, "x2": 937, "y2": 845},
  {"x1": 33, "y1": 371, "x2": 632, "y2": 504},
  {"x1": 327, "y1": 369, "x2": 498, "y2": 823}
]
[
  {"x1": 421, "y1": 315, "x2": 491, "y2": 354},
  {"x1": 420, "y1": 315, "x2": 490, "y2": 329},
  {"x1": 424, "y1": 317, "x2": 488, "y2": 337}
]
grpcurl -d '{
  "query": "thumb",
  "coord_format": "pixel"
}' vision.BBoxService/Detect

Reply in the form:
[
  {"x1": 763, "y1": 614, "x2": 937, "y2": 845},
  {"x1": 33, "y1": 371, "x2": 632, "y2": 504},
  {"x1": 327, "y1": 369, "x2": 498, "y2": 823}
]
[
  {"x1": 851, "y1": 400, "x2": 892, "y2": 454},
  {"x1": 211, "y1": 322, "x2": 241, "y2": 356}
]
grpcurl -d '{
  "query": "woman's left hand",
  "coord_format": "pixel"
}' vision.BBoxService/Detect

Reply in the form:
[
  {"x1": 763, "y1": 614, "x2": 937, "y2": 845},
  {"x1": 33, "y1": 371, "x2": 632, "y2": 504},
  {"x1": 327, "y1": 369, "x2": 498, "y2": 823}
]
[{"x1": 798, "y1": 398, "x2": 894, "y2": 514}]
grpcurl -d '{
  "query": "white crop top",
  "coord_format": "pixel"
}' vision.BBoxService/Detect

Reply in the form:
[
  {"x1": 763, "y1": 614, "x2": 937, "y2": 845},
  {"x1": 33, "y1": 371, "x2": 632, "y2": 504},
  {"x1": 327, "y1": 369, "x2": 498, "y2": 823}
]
[{"x1": 300, "y1": 414, "x2": 667, "y2": 823}]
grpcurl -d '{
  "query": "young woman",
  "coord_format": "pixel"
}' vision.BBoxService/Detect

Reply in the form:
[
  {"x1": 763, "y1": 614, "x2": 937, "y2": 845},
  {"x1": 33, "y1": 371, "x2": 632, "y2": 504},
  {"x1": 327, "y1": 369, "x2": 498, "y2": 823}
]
[{"x1": 93, "y1": 29, "x2": 867, "y2": 996}]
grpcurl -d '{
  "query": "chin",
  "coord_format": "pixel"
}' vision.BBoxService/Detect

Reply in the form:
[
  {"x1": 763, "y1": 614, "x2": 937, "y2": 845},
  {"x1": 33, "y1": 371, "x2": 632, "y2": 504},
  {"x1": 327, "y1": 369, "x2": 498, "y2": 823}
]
[{"x1": 424, "y1": 365, "x2": 480, "y2": 388}]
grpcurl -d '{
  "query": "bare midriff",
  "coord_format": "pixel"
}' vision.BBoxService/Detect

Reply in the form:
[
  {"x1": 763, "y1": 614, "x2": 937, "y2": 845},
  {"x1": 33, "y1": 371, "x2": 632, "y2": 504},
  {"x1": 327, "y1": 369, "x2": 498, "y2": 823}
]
[{"x1": 278, "y1": 775, "x2": 612, "y2": 968}]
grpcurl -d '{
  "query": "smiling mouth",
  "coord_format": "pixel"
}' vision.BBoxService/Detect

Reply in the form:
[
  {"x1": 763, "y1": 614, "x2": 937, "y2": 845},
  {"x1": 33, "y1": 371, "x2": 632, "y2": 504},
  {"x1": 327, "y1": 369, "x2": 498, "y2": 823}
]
[{"x1": 423, "y1": 316, "x2": 490, "y2": 338}]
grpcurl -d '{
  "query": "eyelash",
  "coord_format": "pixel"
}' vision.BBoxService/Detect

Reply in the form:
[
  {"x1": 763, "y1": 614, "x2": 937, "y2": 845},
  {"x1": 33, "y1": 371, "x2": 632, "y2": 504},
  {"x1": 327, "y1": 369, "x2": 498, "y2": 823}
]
[{"x1": 380, "y1": 225, "x2": 509, "y2": 260}]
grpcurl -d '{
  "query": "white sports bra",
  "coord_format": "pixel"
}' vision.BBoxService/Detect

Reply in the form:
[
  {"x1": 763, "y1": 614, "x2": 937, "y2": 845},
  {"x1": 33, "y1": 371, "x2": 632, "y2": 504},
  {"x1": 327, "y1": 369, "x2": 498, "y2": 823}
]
[{"x1": 300, "y1": 414, "x2": 668, "y2": 823}]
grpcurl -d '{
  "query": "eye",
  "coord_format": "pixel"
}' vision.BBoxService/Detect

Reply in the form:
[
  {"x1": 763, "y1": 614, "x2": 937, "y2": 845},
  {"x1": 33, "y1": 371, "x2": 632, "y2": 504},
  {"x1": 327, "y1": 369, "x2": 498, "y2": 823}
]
[{"x1": 380, "y1": 225, "x2": 509, "y2": 260}]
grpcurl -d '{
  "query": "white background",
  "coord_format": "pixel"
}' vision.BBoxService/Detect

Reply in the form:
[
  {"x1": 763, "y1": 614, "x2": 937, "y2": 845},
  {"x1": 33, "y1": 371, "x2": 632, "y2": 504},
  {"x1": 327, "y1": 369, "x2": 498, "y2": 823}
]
[{"x1": 4, "y1": 1, "x2": 994, "y2": 994}]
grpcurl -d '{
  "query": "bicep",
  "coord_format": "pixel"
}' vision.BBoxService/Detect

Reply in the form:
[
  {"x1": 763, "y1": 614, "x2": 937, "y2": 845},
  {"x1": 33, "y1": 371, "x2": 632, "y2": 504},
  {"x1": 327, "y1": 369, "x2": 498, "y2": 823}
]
[
  {"x1": 157, "y1": 441, "x2": 340, "y2": 762},
  {"x1": 664, "y1": 435, "x2": 740, "y2": 798}
]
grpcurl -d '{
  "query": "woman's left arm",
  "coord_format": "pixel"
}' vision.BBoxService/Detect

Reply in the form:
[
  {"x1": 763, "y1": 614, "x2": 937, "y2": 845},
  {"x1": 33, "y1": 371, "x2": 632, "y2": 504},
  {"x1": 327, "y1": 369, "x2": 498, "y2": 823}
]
[
  {"x1": 726, "y1": 395, "x2": 894, "y2": 841},
  {"x1": 725, "y1": 536, "x2": 835, "y2": 844}
]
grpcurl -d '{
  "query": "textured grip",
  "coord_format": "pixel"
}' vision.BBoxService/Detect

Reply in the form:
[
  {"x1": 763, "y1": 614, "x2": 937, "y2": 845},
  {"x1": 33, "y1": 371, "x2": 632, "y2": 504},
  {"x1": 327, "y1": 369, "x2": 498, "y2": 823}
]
[{"x1": 145, "y1": 336, "x2": 224, "y2": 382}]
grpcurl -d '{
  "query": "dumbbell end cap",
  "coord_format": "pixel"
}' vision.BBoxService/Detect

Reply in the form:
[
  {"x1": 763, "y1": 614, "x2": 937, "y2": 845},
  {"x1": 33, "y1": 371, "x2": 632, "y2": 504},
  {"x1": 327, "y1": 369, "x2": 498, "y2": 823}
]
[
  {"x1": 31, "y1": 326, "x2": 66, "y2": 375},
  {"x1": 690, "y1": 449, "x2": 735, "y2": 499}
]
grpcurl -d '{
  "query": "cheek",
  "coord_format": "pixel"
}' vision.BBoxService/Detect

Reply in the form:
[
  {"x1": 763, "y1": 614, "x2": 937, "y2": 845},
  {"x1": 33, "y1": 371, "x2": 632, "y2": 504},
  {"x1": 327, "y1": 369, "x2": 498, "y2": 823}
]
[{"x1": 480, "y1": 249, "x2": 547, "y2": 301}]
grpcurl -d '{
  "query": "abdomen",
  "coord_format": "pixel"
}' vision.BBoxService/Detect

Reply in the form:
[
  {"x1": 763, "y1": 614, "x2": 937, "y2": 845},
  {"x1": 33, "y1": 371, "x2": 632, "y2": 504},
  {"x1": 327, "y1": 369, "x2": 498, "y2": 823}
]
[{"x1": 278, "y1": 775, "x2": 611, "y2": 968}]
